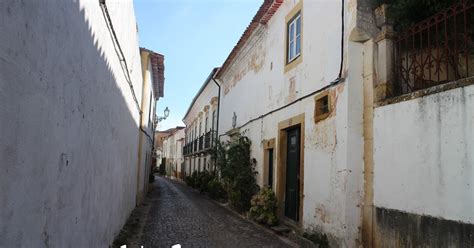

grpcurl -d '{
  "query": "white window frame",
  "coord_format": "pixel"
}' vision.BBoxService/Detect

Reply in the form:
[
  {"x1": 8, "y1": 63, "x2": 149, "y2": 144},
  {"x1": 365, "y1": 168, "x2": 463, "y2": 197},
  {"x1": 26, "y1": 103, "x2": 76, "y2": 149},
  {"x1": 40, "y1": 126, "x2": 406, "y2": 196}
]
[
  {"x1": 212, "y1": 110, "x2": 217, "y2": 131},
  {"x1": 287, "y1": 12, "x2": 301, "y2": 63},
  {"x1": 199, "y1": 120, "x2": 202, "y2": 136}
]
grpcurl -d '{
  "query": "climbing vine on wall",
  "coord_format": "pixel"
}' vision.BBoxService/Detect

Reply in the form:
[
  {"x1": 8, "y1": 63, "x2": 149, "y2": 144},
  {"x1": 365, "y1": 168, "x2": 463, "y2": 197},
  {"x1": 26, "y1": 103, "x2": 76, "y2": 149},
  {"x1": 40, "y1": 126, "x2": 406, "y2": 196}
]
[
  {"x1": 373, "y1": 0, "x2": 465, "y2": 31},
  {"x1": 212, "y1": 134, "x2": 259, "y2": 212}
]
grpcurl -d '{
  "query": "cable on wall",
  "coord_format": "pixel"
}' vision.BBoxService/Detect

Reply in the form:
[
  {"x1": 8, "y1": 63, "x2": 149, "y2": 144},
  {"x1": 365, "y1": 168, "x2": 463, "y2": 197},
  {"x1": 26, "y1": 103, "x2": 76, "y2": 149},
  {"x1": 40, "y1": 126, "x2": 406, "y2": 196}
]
[
  {"x1": 338, "y1": 0, "x2": 345, "y2": 79},
  {"x1": 219, "y1": 0, "x2": 346, "y2": 136},
  {"x1": 99, "y1": 0, "x2": 154, "y2": 144}
]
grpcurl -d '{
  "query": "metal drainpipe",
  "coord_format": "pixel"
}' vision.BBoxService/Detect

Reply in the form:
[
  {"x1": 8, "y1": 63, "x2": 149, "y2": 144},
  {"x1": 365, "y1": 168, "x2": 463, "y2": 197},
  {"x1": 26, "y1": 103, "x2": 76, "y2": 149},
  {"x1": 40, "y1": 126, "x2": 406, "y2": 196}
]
[
  {"x1": 211, "y1": 76, "x2": 220, "y2": 172},
  {"x1": 211, "y1": 78, "x2": 220, "y2": 139}
]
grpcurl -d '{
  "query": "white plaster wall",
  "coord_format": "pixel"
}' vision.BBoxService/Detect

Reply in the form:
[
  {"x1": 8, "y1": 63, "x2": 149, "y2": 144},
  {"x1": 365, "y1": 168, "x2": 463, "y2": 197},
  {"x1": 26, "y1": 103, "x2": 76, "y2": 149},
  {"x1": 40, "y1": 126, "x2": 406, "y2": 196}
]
[
  {"x1": 173, "y1": 129, "x2": 185, "y2": 162},
  {"x1": 176, "y1": 139, "x2": 184, "y2": 175},
  {"x1": 183, "y1": 74, "x2": 219, "y2": 176},
  {"x1": 217, "y1": 0, "x2": 364, "y2": 246},
  {"x1": 183, "y1": 79, "x2": 218, "y2": 126},
  {"x1": 219, "y1": 1, "x2": 341, "y2": 133},
  {"x1": 163, "y1": 129, "x2": 184, "y2": 163},
  {"x1": 374, "y1": 85, "x2": 474, "y2": 224},
  {"x1": 138, "y1": 55, "x2": 156, "y2": 200},
  {"x1": 0, "y1": 0, "x2": 143, "y2": 246},
  {"x1": 163, "y1": 138, "x2": 171, "y2": 158}
]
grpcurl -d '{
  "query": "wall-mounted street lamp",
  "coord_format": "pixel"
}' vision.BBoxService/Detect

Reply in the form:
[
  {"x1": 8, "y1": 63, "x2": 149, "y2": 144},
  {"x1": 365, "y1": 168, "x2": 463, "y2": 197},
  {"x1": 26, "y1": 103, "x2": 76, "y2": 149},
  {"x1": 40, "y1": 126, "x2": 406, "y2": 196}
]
[
  {"x1": 232, "y1": 112, "x2": 237, "y2": 129},
  {"x1": 154, "y1": 107, "x2": 170, "y2": 126}
]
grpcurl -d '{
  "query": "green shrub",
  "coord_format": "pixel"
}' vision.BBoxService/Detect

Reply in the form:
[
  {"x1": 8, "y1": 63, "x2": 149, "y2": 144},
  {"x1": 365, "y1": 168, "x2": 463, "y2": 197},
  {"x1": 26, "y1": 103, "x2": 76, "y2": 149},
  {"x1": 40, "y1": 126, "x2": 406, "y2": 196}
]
[
  {"x1": 207, "y1": 177, "x2": 226, "y2": 200},
  {"x1": 249, "y1": 187, "x2": 278, "y2": 226},
  {"x1": 184, "y1": 175, "x2": 193, "y2": 187},
  {"x1": 198, "y1": 170, "x2": 213, "y2": 193},
  {"x1": 185, "y1": 171, "x2": 200, "y2": 188},
  {"x1": 373, "y1": 0, "x2": 465, "y2": 31},
  {"x1": 217, "y1": 134, "x2": 259, "y2": 212},
  {"x1": 303, "y1": 231, "x2": 329, "y2": 248}
]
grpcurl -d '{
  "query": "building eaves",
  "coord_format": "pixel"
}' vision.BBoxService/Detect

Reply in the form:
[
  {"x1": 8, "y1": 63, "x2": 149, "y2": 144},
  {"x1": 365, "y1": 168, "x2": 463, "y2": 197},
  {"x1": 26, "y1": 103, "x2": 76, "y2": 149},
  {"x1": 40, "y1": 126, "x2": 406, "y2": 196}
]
[
  {"x1": 164, "y1": 126, "x2": 186, "y2": 138},
  {"x1": 140, "y1": 47, "x2": 165, "y2": 99},
  {"x1": 182, "y1": 67, "x2": 220, "y2": 122},
  {"x1": 215, "y1": 0, "x2": 283, "y2": 79}
]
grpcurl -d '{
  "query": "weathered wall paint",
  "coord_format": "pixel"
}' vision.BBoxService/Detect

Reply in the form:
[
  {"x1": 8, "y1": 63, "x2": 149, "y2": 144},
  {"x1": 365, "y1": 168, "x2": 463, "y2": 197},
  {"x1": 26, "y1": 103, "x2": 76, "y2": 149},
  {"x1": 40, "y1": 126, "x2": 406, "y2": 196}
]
[
  {"x1": 375, "y1": 207, "x2": 474, "y2": 247},
  {"x1": 217, "y1": 0, "x2": 365, "y2": 246},
  {"x1": 374, "y1": 85, "x2": 474, "y2": 224},
  {"x1": 0, "y1": 0, "x2": 147, "y2": 246}
]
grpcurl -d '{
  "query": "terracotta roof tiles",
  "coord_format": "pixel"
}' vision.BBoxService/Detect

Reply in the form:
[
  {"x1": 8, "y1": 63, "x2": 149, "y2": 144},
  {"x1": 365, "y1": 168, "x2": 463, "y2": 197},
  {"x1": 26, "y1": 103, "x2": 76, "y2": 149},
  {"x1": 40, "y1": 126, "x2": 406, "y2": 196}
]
[{"x1": 215, "y1": 0, "x2": 283, "y2": 79}]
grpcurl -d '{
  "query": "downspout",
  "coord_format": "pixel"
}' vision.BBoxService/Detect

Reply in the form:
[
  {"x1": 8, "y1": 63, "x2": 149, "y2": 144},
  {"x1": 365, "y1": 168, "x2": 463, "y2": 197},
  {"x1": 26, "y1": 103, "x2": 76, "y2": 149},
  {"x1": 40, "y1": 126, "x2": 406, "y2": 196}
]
[
  {"x1": 151, "y1": 100, "x2": 156, "y2": 182},
  {"x1": 211, "y1": 76, "x2": 220, "y2": 172},
  {"x1": 338, "y1": 0, "x2": 345, "y2": 80}
]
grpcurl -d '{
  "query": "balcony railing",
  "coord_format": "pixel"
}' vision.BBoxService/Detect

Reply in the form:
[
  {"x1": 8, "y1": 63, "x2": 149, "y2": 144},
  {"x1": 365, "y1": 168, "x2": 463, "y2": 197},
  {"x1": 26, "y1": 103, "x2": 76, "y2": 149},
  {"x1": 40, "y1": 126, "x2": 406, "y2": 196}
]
[
  {"x1": 393, "y1": 0, "x2": 474, "y2": 96},
  {"x1": 199, "y1": 135, "x2": 204, "y2": 150},
  {"x1": 183, "y1": 131, "x2": 218, "y2": 156},
  {"x1": 204, "y1": 131, "x2": 211, "y2": 149}
]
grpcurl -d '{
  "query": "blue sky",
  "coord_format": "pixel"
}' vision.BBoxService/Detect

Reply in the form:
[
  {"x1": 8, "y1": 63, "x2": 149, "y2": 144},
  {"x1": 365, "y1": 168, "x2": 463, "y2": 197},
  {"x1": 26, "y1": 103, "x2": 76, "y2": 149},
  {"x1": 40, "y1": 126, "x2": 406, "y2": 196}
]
[{"x1": 134, "y1": 0, "x2": 262, "y2": 131}]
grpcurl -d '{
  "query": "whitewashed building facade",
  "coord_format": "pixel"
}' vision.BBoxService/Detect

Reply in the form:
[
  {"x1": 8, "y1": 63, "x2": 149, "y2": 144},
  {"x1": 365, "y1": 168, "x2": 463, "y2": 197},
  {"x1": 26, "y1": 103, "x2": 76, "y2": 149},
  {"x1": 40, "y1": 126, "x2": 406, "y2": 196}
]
[
  {"x1": 162, "y1": 127, "x2": 185, "y2": 178},
  {"x1": 183, "y1": 68, "x2": 220, "y2": 176},
  {"x1": 214, "y1": 0, "x2": 473, "y2": 247}
]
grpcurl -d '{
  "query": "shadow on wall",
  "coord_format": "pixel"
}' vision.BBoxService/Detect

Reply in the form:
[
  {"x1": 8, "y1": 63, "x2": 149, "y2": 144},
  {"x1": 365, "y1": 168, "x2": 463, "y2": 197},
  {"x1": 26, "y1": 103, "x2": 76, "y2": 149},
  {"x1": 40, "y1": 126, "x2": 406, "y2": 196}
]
[{"x1": 0, "y1": 0, "x2": 141, "y2": 247}]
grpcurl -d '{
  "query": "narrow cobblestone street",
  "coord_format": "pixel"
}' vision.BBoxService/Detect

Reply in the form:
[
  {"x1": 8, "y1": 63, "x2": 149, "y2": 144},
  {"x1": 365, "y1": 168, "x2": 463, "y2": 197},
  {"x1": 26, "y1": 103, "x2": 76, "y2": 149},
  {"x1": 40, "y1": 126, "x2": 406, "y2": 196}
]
[{"x1": 115, "y1": 176, "x2": 295, "y2": 248}]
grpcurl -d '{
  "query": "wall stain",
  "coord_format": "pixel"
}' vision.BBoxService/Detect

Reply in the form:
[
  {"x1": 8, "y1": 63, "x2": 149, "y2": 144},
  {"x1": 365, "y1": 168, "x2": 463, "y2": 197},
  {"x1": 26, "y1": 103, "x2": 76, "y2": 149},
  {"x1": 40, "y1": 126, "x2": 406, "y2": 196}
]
[
  {"x1": 309, "y1": 84, "x2": 344, "y2": 152},
  {"x1": 315, "y1": 204, "x2": 331, "y2": 224},
  {"x1": 42, "y1": 226, "x2": 50, "y2": 248},
  {"x1": 249, "y1": 44, "x2": 265, "y2": 73},
  {"x1": 225, "y1": 42, "x2": 266, "y2": 95},
  {"x1": 287, "y1": 77, "x2": 297, "y2": 102},
  {"x1": 376, "y1": 207, "x2": 474, "y2": 247}
]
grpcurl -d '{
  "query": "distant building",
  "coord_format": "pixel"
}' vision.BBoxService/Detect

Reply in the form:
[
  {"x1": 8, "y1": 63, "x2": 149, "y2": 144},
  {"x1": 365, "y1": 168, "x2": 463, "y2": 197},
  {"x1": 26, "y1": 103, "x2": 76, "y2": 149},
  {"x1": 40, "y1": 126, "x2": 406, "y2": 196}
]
[
  {"x1": 162, "y1": 127, "x2": 185, "y2": 178},
  {"x1": 154, "y1": 129, "x2": 172, "y2": 168},
  {"x1": 182, "y1": 68, "x2": 220, "y2": 176}
]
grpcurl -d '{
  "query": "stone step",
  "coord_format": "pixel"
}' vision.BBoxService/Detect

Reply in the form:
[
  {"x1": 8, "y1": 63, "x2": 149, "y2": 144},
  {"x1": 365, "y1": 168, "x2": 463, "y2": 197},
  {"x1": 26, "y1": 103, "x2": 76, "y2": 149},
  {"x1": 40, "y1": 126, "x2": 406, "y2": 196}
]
[{"x1": 271, "y1": 225, "x2": 291, "y2": 235}]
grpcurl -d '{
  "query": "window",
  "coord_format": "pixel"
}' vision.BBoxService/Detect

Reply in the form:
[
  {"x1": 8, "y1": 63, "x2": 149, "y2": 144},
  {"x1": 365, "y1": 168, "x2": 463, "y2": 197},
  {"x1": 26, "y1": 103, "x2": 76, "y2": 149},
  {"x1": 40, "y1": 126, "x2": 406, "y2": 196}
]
[
  {"x1": 287, "y1": 12, "x2": 301, "y2": 63},
  {"x1": 212, "y1": 110, "x2": 217, "y2": 131},
  {"x1": 205, "y1": 116, "x2": 208, "y2": 133},
  {"x1": 314, "y1": 92, "x2": 331, "y2": 123},
  {"x1": 199, "y1": 121, "x2": 202, "y2": 136},
  {"x1": 267, "y1": 149, "x2": 274, "y2": 189},
  {"x1": 263, "y1": 139, "x2": 275, "y2": 189}
]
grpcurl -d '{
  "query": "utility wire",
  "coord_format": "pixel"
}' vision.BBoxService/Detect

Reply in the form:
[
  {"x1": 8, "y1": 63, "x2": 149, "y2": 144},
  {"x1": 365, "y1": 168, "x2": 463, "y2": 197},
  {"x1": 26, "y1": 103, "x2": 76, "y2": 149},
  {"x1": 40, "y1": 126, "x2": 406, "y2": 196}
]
[
  {"x1": 219, "y1": 0, "x2": 346, "y2": 135},
  {"x1": 99, "y1": 1, "x2": 154, "y2": 144}
]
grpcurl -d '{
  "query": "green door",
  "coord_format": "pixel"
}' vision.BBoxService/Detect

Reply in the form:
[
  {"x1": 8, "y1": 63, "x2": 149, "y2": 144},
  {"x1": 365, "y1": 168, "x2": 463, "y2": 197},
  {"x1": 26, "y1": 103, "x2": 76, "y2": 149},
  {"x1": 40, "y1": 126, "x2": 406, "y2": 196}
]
[
  {"x1": 268, "y1": 148, "x2": 274, "y2": 189},
  {"x1": 285, "y1": 127, "x2": 300, "y2": 221}
]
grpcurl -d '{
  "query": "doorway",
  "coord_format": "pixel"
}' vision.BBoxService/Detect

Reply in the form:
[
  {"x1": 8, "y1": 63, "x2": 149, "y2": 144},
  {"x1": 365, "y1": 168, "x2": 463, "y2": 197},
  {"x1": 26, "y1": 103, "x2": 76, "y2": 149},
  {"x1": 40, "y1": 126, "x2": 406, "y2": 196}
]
[
  {"x1": 268, "y1": 148, "x2": 274, "y2": 189},
  {"x1": 285, "y1": 127, "x2": 300, "y2": 221},
  {"x1": 277, "y1": 113, "x2": 305, "y2": 225}
]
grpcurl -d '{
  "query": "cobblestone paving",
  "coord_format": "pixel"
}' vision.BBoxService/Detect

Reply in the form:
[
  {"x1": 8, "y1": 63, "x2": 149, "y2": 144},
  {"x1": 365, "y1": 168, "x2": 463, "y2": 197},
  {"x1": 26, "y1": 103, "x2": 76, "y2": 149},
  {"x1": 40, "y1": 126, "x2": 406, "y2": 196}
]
[{"x1": 123, "y1": 176, "x2": 295, "y2": 248}]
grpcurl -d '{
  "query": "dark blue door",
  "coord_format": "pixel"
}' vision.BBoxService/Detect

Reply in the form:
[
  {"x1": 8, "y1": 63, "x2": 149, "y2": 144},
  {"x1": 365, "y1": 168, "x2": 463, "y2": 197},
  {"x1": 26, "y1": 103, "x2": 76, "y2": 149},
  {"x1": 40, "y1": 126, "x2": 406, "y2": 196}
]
[{"x1": 285, "y1": 127, "x2": 300, "y2": 221}]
